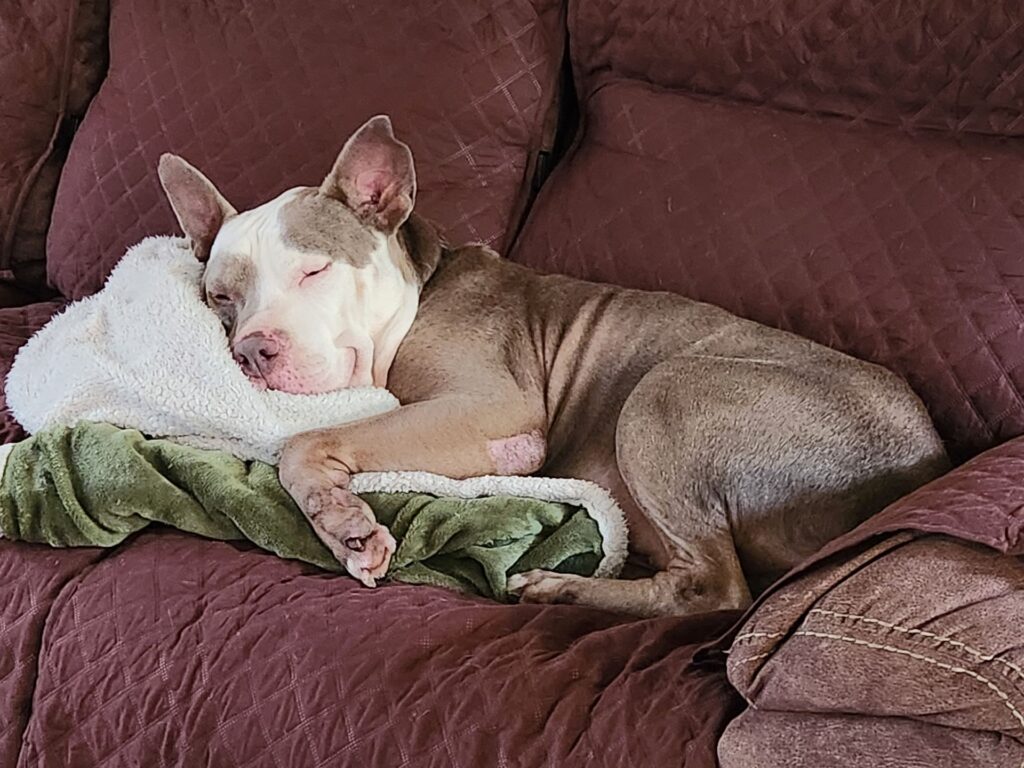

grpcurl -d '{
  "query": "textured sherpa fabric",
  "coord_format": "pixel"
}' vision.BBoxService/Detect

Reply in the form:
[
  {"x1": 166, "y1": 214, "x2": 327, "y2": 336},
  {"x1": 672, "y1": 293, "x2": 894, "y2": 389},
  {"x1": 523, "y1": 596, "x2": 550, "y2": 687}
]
[
  {"x1": 0, "y1": 423, "x2": 625, "y2": 598},
  {"x1": 4, "y1": 236, "x2": 399, "y2": 464}
]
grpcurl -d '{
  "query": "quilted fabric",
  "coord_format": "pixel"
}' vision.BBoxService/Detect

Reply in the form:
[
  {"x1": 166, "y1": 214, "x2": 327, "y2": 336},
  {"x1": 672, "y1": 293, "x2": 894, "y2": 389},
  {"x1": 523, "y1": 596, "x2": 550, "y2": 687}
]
[
  {"x1": 512, "y1": 0, "x2": 1024, "y2": 460},
  {"x1": 17, "y1": 531, "x2": 742, "y2": 767},
  {"x1": 571, "y1": 0, "x2": 1024, "y2": 135},
  {"x1": 0, "y1": 0, "x2": 108, "y2": 289},
  {"x1": 0, "y1": 301, "x2": 64, "y2": 444},
  {"x1": 723, "y1": 536, "x2": 1024, "y2": 766},
  {"x1": 0, "y1": 541, "x2": 104, "y2": 768},
  {"x1": 46, "y1": 0, "x2": 565, "y2": 300}
]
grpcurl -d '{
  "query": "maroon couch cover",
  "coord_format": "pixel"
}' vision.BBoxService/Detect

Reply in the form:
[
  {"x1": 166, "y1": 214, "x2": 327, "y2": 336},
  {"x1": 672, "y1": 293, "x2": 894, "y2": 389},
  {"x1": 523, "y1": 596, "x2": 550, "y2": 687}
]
[
  {"x1": 512, "y1": 0, "x2": 1024, "y2": 463},
  {"x1": 3, "y1": 0, "x2": 1024, "y2": 766},
  {"x1": 0, "y1": 0, "x2": 107, "y2": 290},
  {"x1": 46, "y1": 0, "x2": 566, "y2": 300}
]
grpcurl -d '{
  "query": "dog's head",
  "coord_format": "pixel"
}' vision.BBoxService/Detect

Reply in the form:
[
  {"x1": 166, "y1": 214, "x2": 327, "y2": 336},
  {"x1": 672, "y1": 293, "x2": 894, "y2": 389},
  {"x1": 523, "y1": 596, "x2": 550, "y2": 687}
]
[{"x1": 158, "y1": 116, "x2": 425, "y2": 394}]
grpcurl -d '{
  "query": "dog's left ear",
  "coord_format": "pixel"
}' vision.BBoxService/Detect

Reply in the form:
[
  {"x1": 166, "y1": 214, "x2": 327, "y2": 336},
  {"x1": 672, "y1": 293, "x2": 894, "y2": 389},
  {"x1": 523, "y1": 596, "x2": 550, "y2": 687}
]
[{"x1": 320, "y1": 115, "x2": 416, "y2": 233}]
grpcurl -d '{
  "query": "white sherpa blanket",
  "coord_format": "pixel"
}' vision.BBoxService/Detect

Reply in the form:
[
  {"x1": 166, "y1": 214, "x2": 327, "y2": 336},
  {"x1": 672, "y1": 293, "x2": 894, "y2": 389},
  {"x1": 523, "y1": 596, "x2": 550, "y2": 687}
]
[{"x1": 4, "y1": 236, "x2": 627, "y2": 576}]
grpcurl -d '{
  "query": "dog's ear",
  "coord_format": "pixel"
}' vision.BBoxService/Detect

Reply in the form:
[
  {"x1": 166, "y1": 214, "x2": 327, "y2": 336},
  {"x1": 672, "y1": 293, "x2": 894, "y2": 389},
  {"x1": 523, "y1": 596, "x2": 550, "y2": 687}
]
[
  {"x1": 320, "y1": 115, "x2": 416, "y2": 233},
  {"x1": 157, "y1": 154, "x2": 237, "y2": 262}
]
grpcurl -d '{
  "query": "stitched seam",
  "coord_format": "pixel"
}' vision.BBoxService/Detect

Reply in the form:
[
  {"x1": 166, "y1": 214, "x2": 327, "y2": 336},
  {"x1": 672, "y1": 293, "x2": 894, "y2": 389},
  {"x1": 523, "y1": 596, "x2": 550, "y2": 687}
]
[
  {"x1": 734, "y1": 630, "x2": 786, "y2": 643},
  {"x1": 809, "y1": 608, "x2": 1024, "y2": 685},
  {"x1": 731, "y1": 651, "x2": 772, "y2": 666},
  {"x1": 794, "y1": 629, "x2": 1024, "y2": 731}
]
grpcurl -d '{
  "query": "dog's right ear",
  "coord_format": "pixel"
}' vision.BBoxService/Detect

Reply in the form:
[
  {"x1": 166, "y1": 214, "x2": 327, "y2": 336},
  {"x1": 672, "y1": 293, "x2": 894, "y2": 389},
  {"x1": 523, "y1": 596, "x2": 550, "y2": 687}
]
[{"x1": 157, "y1": 154, "x2": 237, "y2": 262}]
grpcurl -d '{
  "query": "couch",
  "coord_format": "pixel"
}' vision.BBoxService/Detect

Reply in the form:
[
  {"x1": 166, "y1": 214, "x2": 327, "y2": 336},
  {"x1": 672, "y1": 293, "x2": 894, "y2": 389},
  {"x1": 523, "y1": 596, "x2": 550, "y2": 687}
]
[{"x1": 1, "y1": 1, "x2": 1021, "y2": 765}]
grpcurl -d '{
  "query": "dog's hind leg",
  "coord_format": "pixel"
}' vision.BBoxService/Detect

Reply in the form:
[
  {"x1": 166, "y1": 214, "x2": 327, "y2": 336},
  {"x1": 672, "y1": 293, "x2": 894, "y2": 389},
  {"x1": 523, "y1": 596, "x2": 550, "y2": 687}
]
[
  {"x1": 510, "y1": 354, "x2": 946, "y2": 617},
  {"x1": 512, "y1": 356, "x2": 753, "y2": 617}
]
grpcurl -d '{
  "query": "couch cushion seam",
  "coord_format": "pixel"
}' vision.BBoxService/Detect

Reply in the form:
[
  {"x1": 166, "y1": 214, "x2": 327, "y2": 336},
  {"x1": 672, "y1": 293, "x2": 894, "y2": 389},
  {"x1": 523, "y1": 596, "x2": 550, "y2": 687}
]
[
  {"x1": 793, "y1": 629, "x2": 1024, "y2": 732},
  {"x1": 730, "y1": 651, "x2": 772, "y2": 666},
  {"x1": 733, "y1": 630, "x2": 786, "y2": 643},
  {"x1": 808, "y1": 607, "x2": 1024, "y2": 686}
]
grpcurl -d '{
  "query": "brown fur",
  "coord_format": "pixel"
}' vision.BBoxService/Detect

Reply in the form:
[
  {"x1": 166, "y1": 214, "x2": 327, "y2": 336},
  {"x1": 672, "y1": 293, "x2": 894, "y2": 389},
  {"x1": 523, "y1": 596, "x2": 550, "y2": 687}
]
[
  {"x1": 278, "y1": 190, "x2": 375, "y2": 268},
  {"x1": 279, "y1": 213, "x2": 949, "y2": 616}
]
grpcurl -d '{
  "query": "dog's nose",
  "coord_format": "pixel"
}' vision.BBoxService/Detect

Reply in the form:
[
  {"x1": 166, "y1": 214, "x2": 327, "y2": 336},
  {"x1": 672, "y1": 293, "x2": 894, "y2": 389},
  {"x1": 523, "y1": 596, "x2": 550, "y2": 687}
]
[{"x1": 233, "y1": 333, "x2": 281, "y2": 379}]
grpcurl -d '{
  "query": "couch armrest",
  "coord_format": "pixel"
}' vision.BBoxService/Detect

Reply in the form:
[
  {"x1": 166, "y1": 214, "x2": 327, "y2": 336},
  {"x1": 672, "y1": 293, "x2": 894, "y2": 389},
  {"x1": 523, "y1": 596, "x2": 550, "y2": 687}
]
[
  {"x1": 723, "y1": 535, "x2": 1024, "y2": 764},
  {"x1": 718, "y1": 442, "x2": 1024, "y2": 765}
]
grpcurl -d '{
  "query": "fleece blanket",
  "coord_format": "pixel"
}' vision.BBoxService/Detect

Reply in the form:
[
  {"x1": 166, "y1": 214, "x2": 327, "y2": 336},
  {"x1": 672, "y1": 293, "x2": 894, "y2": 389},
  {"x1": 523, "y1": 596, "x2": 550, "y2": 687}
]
[
  {"x1": 0, "y1": 423, "x2": 619, "y2": 599},
  {"x1": 2, "y1": 237, "x2": 628, "y2": 591}
]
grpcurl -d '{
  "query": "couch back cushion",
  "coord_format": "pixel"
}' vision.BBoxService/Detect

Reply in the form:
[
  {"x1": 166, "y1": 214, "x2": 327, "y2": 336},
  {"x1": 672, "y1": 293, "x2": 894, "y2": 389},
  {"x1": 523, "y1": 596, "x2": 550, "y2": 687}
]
[
  {"x1": 0, "y1": 0, "x2": 107, "y2": 289},
  {"x1": 511, "y1": 0, "x2": 1024, "y2": 460},
  {"x1": 47, "y1": 0, "x2": 564, "y2": 300}
]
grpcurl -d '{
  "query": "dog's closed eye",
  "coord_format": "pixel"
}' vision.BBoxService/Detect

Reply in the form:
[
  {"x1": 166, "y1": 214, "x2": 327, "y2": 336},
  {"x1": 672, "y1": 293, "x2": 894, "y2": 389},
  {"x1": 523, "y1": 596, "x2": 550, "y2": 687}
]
[{"x1": 301, "y1": 263, "x2": 332, "y2": 283}]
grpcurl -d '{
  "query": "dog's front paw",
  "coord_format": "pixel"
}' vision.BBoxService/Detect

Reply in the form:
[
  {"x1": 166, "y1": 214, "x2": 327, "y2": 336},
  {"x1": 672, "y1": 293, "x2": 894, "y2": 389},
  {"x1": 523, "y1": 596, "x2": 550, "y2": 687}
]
[
  {"x1": 508, "y1": 570, "x2": 586, "y2": 605},
  {"x1": 307, "y1": 487, "x2": 396, "y2": 587},
  {"x1": 278, "y1": 433, "x2": 354, "y2": 503}
]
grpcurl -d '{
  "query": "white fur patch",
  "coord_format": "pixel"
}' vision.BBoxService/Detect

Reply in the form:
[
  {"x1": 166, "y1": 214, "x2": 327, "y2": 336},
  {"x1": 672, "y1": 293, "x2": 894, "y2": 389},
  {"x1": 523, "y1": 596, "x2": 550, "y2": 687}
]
[{"x1": 209, "y1": 188, "x2": 419, "y2": 392}]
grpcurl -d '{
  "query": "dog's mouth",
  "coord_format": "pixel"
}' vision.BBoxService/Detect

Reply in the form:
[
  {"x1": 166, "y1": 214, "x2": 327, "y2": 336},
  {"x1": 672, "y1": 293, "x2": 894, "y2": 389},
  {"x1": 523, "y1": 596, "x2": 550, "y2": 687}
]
[
  {"x1": 246, "y1": 374, "x2": 270, "y2": 391},
  {"x1": 244, "y1": 351, "x2": 359, "y2": 395}
]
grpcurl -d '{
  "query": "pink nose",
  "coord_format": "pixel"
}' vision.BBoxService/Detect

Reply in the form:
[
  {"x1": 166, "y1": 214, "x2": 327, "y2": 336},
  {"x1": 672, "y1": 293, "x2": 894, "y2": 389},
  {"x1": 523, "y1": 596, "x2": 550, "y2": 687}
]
[{"x1": 233, "y1": 332, "x2": 281, "y2": 380}]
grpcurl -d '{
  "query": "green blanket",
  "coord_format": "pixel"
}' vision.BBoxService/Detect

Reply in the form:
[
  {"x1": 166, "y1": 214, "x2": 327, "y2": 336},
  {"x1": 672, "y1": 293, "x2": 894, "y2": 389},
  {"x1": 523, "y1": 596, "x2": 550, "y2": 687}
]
[{"x1": 0, "y1": 423, "x2": 608, "y2": 600}]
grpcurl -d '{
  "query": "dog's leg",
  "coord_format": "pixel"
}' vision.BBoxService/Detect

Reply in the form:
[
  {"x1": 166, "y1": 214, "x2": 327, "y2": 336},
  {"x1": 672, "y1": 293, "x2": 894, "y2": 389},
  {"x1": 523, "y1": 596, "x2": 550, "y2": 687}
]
[
  {"x1": 512, "y1": 357, "x2": 754, "y2": 616},
  {"x1": 511, "y1": 355, "x2": 946, "y2": 616},
  {"x1": 280, "y1": 393, "x2": 546, "y2": 583}
]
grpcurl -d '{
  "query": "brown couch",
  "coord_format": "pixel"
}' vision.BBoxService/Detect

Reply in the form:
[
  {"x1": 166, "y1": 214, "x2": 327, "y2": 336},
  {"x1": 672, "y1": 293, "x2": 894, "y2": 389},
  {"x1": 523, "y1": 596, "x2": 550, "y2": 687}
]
[{"x1": 1, "y1": 1, "x2": 1022, "y2": 765}]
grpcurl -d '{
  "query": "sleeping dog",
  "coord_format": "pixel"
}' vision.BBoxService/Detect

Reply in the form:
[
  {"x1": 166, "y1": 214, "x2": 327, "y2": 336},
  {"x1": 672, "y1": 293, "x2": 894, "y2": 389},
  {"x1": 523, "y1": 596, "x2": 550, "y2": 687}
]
[{"x1": 157, "y1": 116, "x2": 948, "y2": 616}]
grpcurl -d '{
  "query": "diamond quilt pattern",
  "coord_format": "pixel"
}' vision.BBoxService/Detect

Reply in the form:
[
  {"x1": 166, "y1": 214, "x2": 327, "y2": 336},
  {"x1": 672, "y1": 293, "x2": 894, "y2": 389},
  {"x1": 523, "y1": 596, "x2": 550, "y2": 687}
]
[
  {"x1": 47, "y1": 0, "x2": 565, "y2": 300},
  {"x1": 571, "y1": 0, "x2": 1024, "y2": 135},
  {"x1": 512, "y1": 83, "x2": 1024, "y2": 460},
  {"x1": 0, "y1": 541, "x2": 104, "y2": 768},
  {"x1": 17, "y1": 532, "x2": 742, "y2": 767},
  {"x1": 0, "y1": 0, "x2": 108, "y2": 288}
]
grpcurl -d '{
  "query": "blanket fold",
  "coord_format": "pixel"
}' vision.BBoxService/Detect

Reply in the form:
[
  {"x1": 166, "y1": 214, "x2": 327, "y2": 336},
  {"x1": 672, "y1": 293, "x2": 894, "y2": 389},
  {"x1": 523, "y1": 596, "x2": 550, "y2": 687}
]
[{"x1": 0, "y1": 423, "x2": 620, "y2": 600}]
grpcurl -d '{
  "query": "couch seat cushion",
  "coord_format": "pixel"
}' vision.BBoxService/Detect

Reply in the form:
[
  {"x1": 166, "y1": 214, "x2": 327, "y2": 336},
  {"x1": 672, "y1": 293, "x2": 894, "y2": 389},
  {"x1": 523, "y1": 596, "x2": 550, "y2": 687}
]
[
  {"x1": 17, "y1": 531, "x2": 742, "y2": 767},
  {"x1": 0, "y1": 541, "x2": 104, "y2": 768},
  {"x1": 47, "y1": 0, "x2": 565, "y2": 300}
]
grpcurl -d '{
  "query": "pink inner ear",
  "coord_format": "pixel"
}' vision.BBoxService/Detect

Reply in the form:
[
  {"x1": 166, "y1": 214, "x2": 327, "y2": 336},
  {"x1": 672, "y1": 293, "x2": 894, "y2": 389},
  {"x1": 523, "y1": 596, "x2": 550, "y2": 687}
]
[{"x1": 355, "y1": 170, "x2": 390, "y2": 206}]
